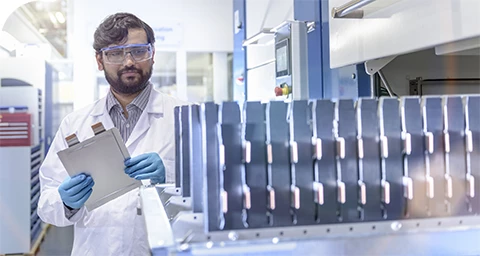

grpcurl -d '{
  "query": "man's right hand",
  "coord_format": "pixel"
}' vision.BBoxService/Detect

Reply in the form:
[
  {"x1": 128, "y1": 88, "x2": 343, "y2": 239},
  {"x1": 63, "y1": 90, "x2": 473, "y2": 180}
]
[{"x1": 58, "y1": 174, "x2": 95, "y2": 209}]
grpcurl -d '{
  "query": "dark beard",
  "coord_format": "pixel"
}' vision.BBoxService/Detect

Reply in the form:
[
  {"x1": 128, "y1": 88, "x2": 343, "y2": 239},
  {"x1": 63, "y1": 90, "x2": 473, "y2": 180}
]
[{"x1": 105, "y1": 65, "x2": 152, "y2": 95}]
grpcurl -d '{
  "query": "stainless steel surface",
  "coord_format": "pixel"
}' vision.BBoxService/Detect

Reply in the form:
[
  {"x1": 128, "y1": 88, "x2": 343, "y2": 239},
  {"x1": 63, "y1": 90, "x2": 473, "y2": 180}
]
[
  {"x1": 164, "y1": 196, "x2": 192, "y2": 221},
  {"x1": 140, "y1": 186, "x2": 175, "y2": 254},
  {"x1": 142, "y1": 182, "x2": 480, "y2": 255},
  {"x1": 159, "y1": 186, "x2": 181, "y2": 203},
  {"x1": 332, "y1": 0, "x2": 376, "y2": 18}
]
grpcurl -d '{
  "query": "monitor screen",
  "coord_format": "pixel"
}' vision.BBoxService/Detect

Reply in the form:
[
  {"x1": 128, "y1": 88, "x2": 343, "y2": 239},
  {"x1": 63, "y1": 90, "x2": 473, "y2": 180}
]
[{"x1": 276, "y1": 45, "x2": 288, "y2": 73}]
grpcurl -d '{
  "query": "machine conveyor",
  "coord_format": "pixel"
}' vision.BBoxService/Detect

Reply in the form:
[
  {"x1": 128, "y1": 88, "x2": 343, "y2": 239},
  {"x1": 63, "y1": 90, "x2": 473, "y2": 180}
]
[{"x1": 141, "y1": 95, "x2": 480, "y2": 256}]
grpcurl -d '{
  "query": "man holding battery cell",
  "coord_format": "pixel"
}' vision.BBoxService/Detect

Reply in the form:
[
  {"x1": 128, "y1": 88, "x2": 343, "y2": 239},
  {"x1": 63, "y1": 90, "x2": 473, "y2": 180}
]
[{"x1": 37, "y1": 12, "x2": 186, "y2": 256}]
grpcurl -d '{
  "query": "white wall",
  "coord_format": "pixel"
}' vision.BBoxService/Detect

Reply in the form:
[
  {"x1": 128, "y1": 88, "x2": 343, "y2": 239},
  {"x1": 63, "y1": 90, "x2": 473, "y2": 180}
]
[
  {"x1": 70, "y1": 0, "x2": 233, "y2": 108},
  {"x1": 245, "y1": 0, "x2": 293, "y2": 39},
  {"x1": 213, "y1": 52, "x2": 229, "y2": 103}
]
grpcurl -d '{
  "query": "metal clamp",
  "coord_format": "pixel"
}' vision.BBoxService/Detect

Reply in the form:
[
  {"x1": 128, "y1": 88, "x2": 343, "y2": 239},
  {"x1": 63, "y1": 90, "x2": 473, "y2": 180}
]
[
  {"x1": 332, "y1": 0, "x2": 376, "y2": 19},
  {"x1": 337, "y1": 181, "x2": 346, "y2": 204},
  {"x1": 337, "y1": 137, "x2": 346, "y2": 159},
  {"x1": 425, "y1": 132, "x2": 434, "y2": 154},
  {"x1": 243, "y1": 141, "x2": 251, "y2": 164},
  {"x1": 290, "y1": 141, "x2": 299, "y2": 164},
  {"x1": 403, "y1": 177, "x2": 414, "y2": 200},
  {"x1": 291, "y1": 186, "x2": 300, "y2": 209},
  {"x1": 267, "y1": 143, "x2": 273, "y2": 164},
  {"x1": 221, "y1": 189, "x2": 228, "y2": 213},
  {"x1": 444, "y1": 133, "x2": 451, "y2": 153},
  {"x1": 382, "y1": 180, "x2": 390, "y2": 204},
  {"x1": 359, "y1": 181, "x2": 367, "y2": 205},
  {"x1": 219, "y1": 145, "x2": 225, "y2": 168},
  {"x1": 314, "y1": 182, "x2": 324, "y2": 205},
  {"x1": 445, "y1": 175, "x2": 453, "y2": 199},
  {"x1": 243, "y1": 185, "x2": 251, "y2": 210},
  {"x1": 380, "y1": 136, "x2": 389, "y2": 158},
  {"x1": 357, "y1": 138, "x2": 364, "y2": 159},
  {"x1": 313, "y1": 138, "x2": 322, "y2": 160},
  {"x1": 466, "y1": 130, "x2": 473, "y2": 153},
  {"x1": 403, "y1": 132, "x2": 412, "y2": 155},
  {"x1": 467, "y1": 174, "x2": 475, "y2": 198},
  {"x1": 426, "y1": 176, "x2": 434, "y2": 199},
  {"x1": 268, "y1": 186, "x2": 276, "y2": 210}
]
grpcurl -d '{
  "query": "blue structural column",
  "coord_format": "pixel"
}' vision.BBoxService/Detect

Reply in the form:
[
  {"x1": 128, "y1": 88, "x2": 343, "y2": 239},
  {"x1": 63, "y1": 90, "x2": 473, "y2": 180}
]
[
  {"x1": 293, "y1": 0, "x2": 323, "y2": 99},
  {"x1": 232, "y1": 0, "x2": 247, "y2": 102},
  {"x1": 44, "y1": 63, "x2": 54, "y2": 153},
  {"x1": 294, "y1": 0, "x2": 372, "y2": 99}
]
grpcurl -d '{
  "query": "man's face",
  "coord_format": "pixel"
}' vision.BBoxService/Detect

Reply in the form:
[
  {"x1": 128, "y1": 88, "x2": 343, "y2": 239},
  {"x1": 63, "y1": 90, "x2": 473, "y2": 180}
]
[{"x1": 96, "y1": 28, "x2": 155, "y2": 95}]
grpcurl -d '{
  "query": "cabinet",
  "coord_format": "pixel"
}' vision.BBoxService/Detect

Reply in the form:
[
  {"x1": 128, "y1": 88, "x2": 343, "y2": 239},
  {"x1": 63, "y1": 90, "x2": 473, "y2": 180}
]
[{"x1": 0, "y1": 145, "x2": 44, "y2": 254}]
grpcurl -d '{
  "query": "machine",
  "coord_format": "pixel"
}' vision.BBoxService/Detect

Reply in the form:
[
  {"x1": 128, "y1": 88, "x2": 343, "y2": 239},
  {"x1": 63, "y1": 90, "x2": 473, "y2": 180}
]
[
  {"x1": 0, "y1": 86, "x2": 44, "y2": 254},
  {"x1": 139, "y1": 94, "x2": 480, "y2": 255},
  {"x1": 139, "y1": 0, "x2": 480, "y2": 254},
  {"x1": 273, "y1": 21, "x2": 309, "y2": 100}
]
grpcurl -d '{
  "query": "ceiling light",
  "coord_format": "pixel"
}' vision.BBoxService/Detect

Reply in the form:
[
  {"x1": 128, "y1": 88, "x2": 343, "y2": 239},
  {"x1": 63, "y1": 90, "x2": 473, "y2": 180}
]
[
  {"x1": 55, "y1": 12, "x2": 65, "y2": 24},
  {"x1": 49, "y1": 12, "x2": 58, "y2": 24}
]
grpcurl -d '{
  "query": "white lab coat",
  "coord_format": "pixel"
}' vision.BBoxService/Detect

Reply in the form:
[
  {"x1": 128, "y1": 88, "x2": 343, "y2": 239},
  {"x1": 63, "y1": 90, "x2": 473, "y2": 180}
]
[{"x1": 37, "y1": 87, "x2": 186, "y2": 256}]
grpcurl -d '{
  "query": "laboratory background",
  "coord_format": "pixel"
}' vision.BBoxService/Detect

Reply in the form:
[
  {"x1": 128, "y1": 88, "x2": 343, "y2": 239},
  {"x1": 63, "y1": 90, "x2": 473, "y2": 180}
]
[{"x1": 1, "y1": 0, "x2": 480, "y2": 255}]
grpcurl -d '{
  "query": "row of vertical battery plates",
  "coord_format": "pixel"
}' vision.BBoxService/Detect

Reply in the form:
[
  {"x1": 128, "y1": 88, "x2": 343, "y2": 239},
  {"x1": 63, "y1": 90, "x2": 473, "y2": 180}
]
[{"x1": 173, "y1": 95, "x2": 480, "y2": 232}]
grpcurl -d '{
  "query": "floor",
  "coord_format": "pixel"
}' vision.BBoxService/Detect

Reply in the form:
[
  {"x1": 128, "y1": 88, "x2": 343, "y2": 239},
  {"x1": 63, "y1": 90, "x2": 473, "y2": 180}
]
[{"x1": 36, "y1": 226, "x2": 73, "y2": 256}]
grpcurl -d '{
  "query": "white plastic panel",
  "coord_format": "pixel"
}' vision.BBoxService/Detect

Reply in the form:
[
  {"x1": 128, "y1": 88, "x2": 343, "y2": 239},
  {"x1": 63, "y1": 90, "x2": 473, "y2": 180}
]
[{"x1": 329, "y1": 0, "x2": 480, "y2": 68}]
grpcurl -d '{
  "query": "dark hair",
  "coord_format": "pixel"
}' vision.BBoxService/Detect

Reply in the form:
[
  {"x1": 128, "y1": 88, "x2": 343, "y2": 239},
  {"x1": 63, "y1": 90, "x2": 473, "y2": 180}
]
[{"x1": 93, "y1": 12, "x2": 155, "y2": 54}]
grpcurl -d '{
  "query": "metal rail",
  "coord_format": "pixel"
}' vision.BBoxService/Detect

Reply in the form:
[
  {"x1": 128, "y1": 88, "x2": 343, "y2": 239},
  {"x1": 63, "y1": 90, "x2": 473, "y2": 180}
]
[{"x1": 332, "y1": 0, "x2": 376, "y2": 18}]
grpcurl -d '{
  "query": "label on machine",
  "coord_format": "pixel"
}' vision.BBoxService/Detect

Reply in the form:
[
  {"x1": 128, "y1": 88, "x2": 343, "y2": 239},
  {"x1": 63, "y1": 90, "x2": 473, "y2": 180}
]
[{"x1": 0, "y1": 112, "x2": 32, "y2": 147}]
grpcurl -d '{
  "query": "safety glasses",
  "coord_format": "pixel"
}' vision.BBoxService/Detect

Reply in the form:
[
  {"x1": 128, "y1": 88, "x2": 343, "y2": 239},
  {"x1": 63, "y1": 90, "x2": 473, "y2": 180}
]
[{"x1": 100, "y1": 43, "x2": 153, "y2": 64}]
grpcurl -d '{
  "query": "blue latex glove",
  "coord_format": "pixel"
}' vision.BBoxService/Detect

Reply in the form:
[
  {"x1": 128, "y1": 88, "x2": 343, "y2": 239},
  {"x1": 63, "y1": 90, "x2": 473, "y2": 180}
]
[
  {"x1": 124, "y1": 152, "x2": 165, "y2": 183},
  {"x1": 58, "y1": 173, "x2": 95, "y2": 209}
]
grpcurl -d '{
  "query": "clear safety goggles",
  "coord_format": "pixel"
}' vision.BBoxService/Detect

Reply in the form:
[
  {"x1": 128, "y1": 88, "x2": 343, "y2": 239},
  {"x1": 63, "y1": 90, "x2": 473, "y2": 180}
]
[{"x1": 101, "y1": 43, "x2": 153, "y2": 64}]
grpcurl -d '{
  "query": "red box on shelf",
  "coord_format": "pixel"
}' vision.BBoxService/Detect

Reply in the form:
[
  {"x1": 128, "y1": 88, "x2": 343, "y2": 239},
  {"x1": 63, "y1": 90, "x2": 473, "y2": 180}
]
[{"x1": 0, "y1": 113, "x2": 32, "y2": 147}]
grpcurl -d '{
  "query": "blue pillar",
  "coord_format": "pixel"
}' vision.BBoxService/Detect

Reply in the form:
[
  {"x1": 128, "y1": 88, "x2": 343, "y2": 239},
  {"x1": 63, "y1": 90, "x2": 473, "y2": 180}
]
[
  {"x1": 293, "y1": 0, "x2": 323, "y2": 99},
  {"x1": 294, "y1": 0, "x2": 372, "y2": 99},
  {"x1": 233, "y1": 0, "x2": 247, "y2": 102}
]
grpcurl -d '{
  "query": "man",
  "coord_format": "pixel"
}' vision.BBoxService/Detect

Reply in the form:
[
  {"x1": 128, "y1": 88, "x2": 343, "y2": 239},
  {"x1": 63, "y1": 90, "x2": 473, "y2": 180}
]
[{"x1": 37, "y1": 12, "x2": 186, "y2": 255}]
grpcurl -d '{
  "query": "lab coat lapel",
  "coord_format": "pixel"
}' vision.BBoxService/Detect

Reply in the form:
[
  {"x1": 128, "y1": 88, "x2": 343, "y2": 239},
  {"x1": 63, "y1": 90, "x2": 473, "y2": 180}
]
[
  {"x1": 125, "y1": 88, "x2": 164, "y2": 149},
  {"x1": 89, "y1": 97, "x2": 115, "y2": 131},
  {"x1": 125, "y1": 109, "x2": 150, "y2": 148}
]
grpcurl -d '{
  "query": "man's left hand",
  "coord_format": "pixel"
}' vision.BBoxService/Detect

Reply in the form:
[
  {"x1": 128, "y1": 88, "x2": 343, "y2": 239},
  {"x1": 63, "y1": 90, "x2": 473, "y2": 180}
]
[{"x1": 124, "y1": 152, "x2": 165, "y2": 183}]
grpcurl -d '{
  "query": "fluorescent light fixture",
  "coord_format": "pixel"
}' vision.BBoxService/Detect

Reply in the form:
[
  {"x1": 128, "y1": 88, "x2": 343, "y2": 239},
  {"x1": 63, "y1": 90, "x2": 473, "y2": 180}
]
[
  {"x1": 0, "y1": 31, "x2": 20, "y2": 52},
  {"x1": 55, "y1": 12, "x2": 65, "y2": 24},
  {"x1": 242, "y1": 28, "x2": 274, "y2": 47},
  {"x1": 48, "y1": 12, "x2": 58, "y2": 24},
  {"x1": 49, "y1": 12, "x2": 58, "y2": 24}
]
